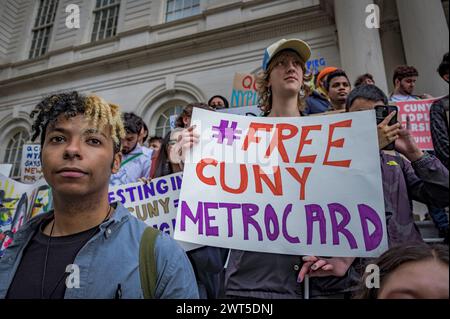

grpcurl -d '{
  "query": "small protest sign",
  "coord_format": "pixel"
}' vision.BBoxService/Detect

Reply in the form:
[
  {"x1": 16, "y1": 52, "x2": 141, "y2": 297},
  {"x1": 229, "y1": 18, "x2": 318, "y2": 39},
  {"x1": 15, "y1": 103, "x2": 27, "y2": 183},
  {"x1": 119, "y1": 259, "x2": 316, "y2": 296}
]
[
  {"x1": 395, "y1": 98, "x2": 440, "y2": 150},
  {"x1": 20, "y1": 144, "x2": 43, "y2": 183}
]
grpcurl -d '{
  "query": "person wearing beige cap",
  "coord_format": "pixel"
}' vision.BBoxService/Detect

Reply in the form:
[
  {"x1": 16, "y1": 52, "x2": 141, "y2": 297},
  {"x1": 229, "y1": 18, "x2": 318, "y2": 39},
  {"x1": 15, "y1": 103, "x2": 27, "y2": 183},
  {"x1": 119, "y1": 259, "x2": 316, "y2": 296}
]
[
  {"x1": 175, "y1": 38, "x2": 358, "y2": 299},
  {"x1": 224, "y1": 38, "x2": 358, "y2": 299}
]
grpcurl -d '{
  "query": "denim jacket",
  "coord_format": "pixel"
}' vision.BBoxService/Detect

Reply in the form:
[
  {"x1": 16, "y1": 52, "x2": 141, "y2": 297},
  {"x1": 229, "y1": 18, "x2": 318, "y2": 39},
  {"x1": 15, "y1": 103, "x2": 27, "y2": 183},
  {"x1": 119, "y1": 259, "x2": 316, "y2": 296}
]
[{"x1": 0, "y1": 202, "x2": 199, "y2": 299}]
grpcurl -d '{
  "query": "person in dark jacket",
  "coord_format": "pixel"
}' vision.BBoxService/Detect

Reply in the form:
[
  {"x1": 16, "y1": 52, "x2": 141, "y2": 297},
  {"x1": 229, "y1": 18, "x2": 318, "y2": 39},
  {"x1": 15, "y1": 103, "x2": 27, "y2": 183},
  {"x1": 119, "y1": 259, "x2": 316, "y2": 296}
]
[
  {"x1": 347, "y1": 84, "x2": 449, "y2": 245},
  {"x1": 429, "y1": 52, "x2": 449, "y2": 244}
]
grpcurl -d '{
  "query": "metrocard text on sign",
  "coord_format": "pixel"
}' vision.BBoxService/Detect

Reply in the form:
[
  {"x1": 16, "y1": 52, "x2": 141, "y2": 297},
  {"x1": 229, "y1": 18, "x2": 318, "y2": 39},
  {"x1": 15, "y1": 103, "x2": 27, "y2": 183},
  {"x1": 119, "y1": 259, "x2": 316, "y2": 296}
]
[{"x1": 174, "y1": 109, "x2": 388, "y2": 257}]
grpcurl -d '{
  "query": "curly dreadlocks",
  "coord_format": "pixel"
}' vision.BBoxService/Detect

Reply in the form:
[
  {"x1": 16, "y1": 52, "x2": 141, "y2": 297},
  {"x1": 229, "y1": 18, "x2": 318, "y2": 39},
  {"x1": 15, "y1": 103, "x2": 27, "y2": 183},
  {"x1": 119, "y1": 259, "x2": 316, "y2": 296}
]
[{"x1": 30, "y1": 91, "x2": 126, "y2": 153}]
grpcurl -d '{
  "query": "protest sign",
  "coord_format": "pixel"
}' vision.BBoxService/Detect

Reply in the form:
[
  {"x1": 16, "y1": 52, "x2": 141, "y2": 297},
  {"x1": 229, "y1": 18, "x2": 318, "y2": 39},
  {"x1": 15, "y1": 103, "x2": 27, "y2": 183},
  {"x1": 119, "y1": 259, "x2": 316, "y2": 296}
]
[
  {"x1": 20, "y1": 143, "x2": 43, "y2": 183},
  {"x1": 395, "y1": 98, "x2": 439, "y2": 150},
  {"x1": 170, "y1": 114, "x2": 178, "y2": 130},
  {"x1": 306, "y1": 57, "x2": 327, "y2": 75},
  {"x1": 230, "y1": 73, "x2": 259, "y2": 107},
  {"x1": 174, "y1": 108, "x2": 388, "y2": 257},
  {"x1": 0, "y1": 174, "x2": 52, "y2": 256},
  {"x1": 108, "y1": 172, "x2": 199, "y2": 251}
]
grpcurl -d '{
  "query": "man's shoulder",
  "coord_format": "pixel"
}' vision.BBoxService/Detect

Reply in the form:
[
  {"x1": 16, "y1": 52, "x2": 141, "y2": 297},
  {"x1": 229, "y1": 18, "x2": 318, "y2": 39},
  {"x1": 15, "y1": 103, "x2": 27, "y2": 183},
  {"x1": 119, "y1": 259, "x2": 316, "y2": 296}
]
[{"x1": 431, "y1": 95, "x2": 449, "y2": 110}]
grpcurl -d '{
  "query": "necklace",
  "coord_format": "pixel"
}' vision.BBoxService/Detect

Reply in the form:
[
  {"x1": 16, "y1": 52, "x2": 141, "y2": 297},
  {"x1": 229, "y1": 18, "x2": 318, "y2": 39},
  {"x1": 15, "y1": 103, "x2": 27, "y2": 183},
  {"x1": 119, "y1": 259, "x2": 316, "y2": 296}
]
[{"x1": 40, "y1": 205, "x2": 112, "y2": 299}]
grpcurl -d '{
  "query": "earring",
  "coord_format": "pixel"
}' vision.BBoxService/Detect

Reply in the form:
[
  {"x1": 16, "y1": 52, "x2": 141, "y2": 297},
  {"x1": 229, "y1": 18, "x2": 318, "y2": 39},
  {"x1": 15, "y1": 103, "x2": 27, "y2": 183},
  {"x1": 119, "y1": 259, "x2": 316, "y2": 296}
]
[{"x1": 299, "y1": 87, "x2": 305, "y2": 98}]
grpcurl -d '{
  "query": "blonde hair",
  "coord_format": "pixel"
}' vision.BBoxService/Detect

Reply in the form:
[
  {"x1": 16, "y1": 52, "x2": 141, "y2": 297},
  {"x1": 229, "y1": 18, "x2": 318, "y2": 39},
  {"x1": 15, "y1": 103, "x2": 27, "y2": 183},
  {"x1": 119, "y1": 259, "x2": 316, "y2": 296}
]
[
  {"x1": 31, "y1": 91, "x2": 126, "y2": 153},
  {"x1": 256, "y1": 51, "x2": 312, "y2": 115},
  {"x1": 84, "y1": 95, "x2": 126, "y2": 150}
]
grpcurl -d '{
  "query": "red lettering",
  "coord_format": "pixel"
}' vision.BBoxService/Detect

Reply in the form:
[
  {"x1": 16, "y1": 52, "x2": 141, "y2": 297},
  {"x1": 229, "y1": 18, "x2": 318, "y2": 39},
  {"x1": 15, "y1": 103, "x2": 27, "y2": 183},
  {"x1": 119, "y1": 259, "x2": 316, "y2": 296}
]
[
  {"x1": 295, "y1": 125, "x2": 322, "y2": 163},
  {"x1": 196, "y1": 158, "x2": 218, "y2": 186},
  {"x1": 242, "y1": 122, "x2": 273, "y2": 150},
  {"x1": 266, "y1": 123, "x2": 298, "y2": 163},
  {"x1": 323, "y1": 120, "x2": 352, "y2": 168},
  {"x1": 253, "y1": 165, "x2": 283, "y2": 196},
  {"x1": 220, "y1": 162, "x2": 248, "y2": 194},
  {"x1": 242, "y1": 75, "x2": 253, "y2": 90},
  {"x1": 286, "y1": 167, "x2": 312, "y2": 200}
]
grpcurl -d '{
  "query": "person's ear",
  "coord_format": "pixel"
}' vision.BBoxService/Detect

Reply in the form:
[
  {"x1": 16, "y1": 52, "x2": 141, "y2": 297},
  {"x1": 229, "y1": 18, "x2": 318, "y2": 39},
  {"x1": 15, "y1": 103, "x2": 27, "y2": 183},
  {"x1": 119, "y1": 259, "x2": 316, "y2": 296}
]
[
  {"x1": 111, "y1": 152, "x2": 122, "y2": 174},
  {"x1": 394, "y1": 79, "x2": 400, "y2": 89},
  {"x1": 443, "y1": 74, "x2": 449, "y2": 83}
]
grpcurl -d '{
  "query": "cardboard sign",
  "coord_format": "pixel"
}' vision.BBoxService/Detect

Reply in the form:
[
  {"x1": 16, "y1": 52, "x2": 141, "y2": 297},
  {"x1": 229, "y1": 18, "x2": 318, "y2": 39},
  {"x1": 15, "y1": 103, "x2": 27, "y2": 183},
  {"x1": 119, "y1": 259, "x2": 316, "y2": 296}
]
[
  {"x1": 395, "y1": 98, "x2": 440, "y2": 150},
  {"x1": 20, "y1": 144, "x2": 43, "y2": 183},
  {"x1": 230, "y1": 73, "x2": 259, "y2": 107},
  {"x1": 174, "y1": 109, "x2": 388, "y2": 257}
]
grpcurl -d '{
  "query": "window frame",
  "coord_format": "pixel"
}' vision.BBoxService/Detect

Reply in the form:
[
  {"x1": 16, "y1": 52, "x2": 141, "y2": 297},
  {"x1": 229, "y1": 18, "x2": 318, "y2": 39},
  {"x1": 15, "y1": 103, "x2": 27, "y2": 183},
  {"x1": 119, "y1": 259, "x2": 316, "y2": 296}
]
[
  {"x1": 91, "y1": 0, "x2": 121, "y2": 42},
  {"x1": 29, "y1": 0, "x2": 59, "y2": 59},
  {"x1": 165, "y1": 0, "x2": 201, "y2": 23},
  {"x1": 3, "y1": 130, "x2": 30, "y2": 180}
]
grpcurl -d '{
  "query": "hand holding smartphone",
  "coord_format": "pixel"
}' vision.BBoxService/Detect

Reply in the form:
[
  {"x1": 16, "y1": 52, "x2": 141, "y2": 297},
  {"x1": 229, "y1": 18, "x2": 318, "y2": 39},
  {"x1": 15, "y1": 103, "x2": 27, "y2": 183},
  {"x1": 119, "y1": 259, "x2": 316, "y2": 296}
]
[{"x1": 375, "y1": 105, "x2": 399, "y2": 150}]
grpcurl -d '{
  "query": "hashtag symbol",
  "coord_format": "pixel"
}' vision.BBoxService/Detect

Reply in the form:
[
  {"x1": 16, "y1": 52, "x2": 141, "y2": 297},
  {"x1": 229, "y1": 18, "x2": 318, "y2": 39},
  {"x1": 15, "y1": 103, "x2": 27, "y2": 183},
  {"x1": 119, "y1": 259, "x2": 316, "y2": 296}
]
[{"x1": 212, "y1": 120, "x2": 242, "y2": 145}]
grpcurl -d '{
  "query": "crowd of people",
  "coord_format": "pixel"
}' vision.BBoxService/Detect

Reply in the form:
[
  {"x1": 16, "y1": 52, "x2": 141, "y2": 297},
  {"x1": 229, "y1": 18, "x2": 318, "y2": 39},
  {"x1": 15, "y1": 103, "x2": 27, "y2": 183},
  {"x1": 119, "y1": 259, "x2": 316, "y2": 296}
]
[{"x1": 0, "y1": 37, "x2": 448, "y2": 299}]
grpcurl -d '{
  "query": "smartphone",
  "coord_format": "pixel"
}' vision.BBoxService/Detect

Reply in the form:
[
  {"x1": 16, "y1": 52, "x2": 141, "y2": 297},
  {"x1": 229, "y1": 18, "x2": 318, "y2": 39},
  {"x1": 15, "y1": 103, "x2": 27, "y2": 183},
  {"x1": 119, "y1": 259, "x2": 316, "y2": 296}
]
[{"x1": 375, "y1": 105, "x2": 398, "y2": 150}]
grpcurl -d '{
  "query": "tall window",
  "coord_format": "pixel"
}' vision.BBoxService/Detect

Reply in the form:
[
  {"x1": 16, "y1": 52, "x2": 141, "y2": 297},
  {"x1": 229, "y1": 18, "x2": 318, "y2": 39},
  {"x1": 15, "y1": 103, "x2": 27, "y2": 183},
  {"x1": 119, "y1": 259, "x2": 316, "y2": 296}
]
[
  {"x1": 91, "y1": 0, "x2": 120, "y2": 42},
  {"x1": 166, "y1": 0, "x2": 200, "y2": 22},
  {"x1": 3, "y1": 130, "x2": 30, "y2": 179},
  {"x1": 155, "y1": 105, "x2": 184, "y2": 137},
  {"x1": 29, "y1": 0, "x2": 59, "y2": 59}
]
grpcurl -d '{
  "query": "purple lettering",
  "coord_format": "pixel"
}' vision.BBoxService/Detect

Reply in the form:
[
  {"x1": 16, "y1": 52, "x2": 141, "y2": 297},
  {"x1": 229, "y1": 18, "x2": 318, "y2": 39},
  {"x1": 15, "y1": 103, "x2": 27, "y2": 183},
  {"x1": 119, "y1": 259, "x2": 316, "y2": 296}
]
[
  {"x1": 180, "y1": 201, "x2": 203, "y2": 235},
  {"x1": 143, "y1": 183, "x2": 155, "y2": 197},
  {"x1": 125, "y1": 186, "x2": 136, "y2": 202},
  {"x1": 264, "y1": 204, "x2": 280, "y2": 241},
  {"x1": 204, "y1": 202, "x2": 219, "y2": 237},
  {"x1": 305, "y1": 204, "x2": 326, "y2": 245},
  {"x1": 358, "y1": 204, "x2": 383, "y2": 251},
  {"x1": 159, "y1": 222, "x2": 170, "y2": 235},
  {"x1": 156, "y1": 179, "x2": 168, "y2": 194},
  {"x1": 328, "y1": 203, "x2": 357, "y2": 249},
  {"x1": 242, "y1": 203, "x2": 263, "y2": 241},
  {"x1": 219, "y1": 203, "x2": 241, "y2": 237},
  {"x1": 282, "y1": 204, "x2": 300, "y2": 243},
  {"x1": 117, "y1": 189, "x2": 126, "y2": 204}
]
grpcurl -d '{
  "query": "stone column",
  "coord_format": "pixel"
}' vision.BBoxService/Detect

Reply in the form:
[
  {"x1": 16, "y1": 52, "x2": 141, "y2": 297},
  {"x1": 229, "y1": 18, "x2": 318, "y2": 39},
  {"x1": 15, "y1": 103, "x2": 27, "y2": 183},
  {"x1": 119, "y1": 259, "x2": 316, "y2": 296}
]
[
  {"x1": 396, "y1": 0, "x2": 449, "y2": 97},
  {"x1": 334, "y1": 0, "x2": 389, "y2": 94}
]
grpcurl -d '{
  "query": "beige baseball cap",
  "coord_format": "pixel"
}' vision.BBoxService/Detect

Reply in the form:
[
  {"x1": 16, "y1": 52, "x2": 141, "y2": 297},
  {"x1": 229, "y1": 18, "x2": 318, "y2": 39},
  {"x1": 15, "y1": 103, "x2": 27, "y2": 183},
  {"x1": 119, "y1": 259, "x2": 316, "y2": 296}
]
[{"x1": 262, "y1": 38, "x2": 311, "y2": 71}]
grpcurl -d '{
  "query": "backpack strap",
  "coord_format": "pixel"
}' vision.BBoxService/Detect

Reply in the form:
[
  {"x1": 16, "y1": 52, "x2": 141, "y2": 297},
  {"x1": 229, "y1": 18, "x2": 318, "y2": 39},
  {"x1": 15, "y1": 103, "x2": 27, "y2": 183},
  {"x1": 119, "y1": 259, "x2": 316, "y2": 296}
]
[{"x1": 139, "y1": 227, "x2": 160, "y2": 299}]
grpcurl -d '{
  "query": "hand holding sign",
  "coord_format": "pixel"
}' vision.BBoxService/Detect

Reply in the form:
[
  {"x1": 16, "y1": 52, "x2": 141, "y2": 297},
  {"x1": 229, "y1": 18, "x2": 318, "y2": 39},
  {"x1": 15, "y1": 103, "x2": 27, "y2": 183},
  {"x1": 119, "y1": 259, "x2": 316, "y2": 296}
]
[
  {"x1": 173, "y1": 125, "x2": 200, "y2": 164},
  {"x1": 297, "y1": 256, "x2": 355, "y2": 283}
]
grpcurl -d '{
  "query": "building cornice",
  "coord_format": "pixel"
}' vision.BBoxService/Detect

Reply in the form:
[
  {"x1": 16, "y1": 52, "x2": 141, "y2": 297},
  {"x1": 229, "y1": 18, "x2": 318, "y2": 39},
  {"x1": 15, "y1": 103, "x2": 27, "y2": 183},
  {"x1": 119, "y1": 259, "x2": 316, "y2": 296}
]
[{"x1": 0, "y1": 4, "x2": 332, "y2": 90}]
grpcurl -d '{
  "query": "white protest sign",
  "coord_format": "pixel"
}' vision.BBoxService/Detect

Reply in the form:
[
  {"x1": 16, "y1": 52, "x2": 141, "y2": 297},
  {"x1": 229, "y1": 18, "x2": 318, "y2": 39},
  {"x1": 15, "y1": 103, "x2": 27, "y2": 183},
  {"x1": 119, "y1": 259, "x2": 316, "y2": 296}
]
[
  {"x1": 170, "y1": 114, "x2": 178, "y2": 130},
  {"x1": 174, "y1": 108, "x2": 388, "y2": 257},
  {"x1": 108, "y1": 172, "x2": 200, "y2": 251},
  {"x1": 20, "y1": 143, "x2": 43, "y2": 183}
]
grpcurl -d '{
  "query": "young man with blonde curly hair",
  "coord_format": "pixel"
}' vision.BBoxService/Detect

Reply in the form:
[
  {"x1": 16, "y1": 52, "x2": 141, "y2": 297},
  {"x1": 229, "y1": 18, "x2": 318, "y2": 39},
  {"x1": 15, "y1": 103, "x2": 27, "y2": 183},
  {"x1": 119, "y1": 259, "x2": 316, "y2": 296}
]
[{"x1": 0, "y1": 91, "x2": 198, "y2": 299}]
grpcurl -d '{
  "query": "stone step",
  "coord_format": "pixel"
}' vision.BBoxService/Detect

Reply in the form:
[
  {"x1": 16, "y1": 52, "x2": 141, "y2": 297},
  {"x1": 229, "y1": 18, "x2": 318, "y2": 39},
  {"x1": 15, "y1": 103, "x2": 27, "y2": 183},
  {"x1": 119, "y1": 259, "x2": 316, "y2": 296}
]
[{"x1": 415, "y1": 220, "x2": 441, "y2": 239}]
